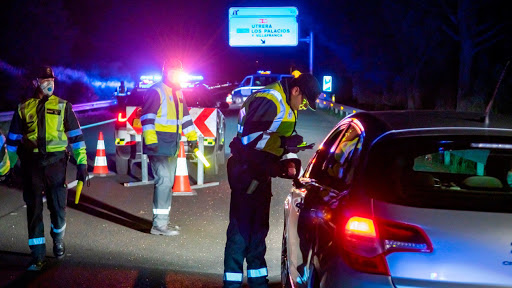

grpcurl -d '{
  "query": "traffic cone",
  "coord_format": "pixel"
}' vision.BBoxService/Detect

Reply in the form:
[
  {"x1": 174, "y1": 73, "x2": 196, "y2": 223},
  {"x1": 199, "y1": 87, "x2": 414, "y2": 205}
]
[
  {"x1": 172, "y1": 136, "x2": 196, "y2": 196},
  {"x1": 92, "y1": 131, "x2": 114, "y2": 176}
]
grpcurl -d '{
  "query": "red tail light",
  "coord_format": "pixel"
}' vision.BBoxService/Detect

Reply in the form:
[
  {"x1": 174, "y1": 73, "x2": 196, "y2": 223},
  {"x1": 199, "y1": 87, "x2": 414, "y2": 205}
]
[
  {"x1": 341, "y1": 216, "x2": 433, "y2": 275},
  {"x1": 118, "y1": 113, "x2": 128, "y2": 122}
]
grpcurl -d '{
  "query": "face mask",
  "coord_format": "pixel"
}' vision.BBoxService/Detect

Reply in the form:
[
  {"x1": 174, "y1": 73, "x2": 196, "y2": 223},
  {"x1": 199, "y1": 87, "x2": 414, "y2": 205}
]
[{"x1": 39, "y1": 80, "x2": 54, "y2": 96}]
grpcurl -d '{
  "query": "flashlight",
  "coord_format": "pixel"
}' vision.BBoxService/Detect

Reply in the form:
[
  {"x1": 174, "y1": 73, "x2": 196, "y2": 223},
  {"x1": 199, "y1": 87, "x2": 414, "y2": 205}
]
[
  {"x1": 194, "y1": 148, "x2": 210, "y2": 167},
  {"x1": 75, "y1": 180, "x2": 83, "y2": 204}
]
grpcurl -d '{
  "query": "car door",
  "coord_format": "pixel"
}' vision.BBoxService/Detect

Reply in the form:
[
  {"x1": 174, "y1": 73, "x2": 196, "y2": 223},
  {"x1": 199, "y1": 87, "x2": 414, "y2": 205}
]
[
  {"x1": 240, "y1": 76, "x2": 253, "y2": 99},
  {"x1": 286, "y1": 120, "x2": 364, "y2": 287}
]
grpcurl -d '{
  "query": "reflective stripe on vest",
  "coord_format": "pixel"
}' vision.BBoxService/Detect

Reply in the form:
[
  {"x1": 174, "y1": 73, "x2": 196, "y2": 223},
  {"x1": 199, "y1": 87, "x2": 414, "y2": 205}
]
[
  {"x1": 19, "y1": 96, "x2": 69, "y2": 152},
  {"x1": 152, "y1": 82, "x2": 183, "y2": 133}
]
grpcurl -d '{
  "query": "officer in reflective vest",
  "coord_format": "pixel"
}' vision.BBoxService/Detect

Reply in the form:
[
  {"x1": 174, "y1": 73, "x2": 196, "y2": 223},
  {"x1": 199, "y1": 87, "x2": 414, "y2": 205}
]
[
  {"x1": 141, "y1": 58, "x2": 198, "y2": 236},
  {"x1": 0, "y1": 131, "x2": 10, "y2": 181},
  {"x1": 223, "y1": 73, "x2": 321, "y2": 288},
  {"x1": 6, "y1": 66, "x2": 88, "y2": 271}
]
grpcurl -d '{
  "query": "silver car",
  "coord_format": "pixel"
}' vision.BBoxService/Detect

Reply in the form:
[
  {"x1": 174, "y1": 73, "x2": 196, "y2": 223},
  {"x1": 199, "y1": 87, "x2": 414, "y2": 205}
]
[{"x1": 282, "y1": 110, "x2": 512, "y2": 288}]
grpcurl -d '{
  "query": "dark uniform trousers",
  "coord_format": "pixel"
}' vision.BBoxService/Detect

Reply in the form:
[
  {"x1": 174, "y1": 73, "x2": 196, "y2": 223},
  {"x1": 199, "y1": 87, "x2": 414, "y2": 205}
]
[
  {"x1": 224, "y1": 155, "x2": 272, "y2": 288},
  {"x1": 22, "y1": 154, "x2": 68, "y2": 260}
]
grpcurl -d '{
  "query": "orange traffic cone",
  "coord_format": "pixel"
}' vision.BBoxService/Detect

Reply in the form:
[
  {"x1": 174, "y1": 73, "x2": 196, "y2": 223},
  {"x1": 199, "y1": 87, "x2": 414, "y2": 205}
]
[
  {"x1": 92, "y1": 131, "x2": 114, "y2": 176},
  {"x1": 172, "y1": 137, "x2": 196, "y2": 196}
]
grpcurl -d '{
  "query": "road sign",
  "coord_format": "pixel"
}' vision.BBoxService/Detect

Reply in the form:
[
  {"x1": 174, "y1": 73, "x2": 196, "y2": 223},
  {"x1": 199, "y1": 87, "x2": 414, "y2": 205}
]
[
  {"x1": 323, "y1": 76, "x2": 332, "y2": 92},
  {"x1": 229, "y1": 7, "x2": 299, "y2": 47}
]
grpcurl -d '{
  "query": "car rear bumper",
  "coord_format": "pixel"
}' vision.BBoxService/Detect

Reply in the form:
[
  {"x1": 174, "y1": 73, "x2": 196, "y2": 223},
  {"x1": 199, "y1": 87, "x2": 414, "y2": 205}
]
[{"x1": 320, "y1": 257, "x2": 394, "y2": 288}]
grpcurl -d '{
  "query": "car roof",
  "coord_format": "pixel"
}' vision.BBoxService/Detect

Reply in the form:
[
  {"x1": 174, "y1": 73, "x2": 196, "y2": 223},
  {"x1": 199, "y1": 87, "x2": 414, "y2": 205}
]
[
  {"x1": 346, "y1": 110, "x2": 512, "y2": 142},
  {"x1": 248, "y1": 73, "x2": 292, "y2": 78}
]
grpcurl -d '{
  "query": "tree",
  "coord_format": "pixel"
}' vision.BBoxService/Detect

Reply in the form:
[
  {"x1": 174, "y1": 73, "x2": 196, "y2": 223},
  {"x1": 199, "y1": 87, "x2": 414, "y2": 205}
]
[{"x1": 440, "y1": 0, "x2": 506, "y2": 111}]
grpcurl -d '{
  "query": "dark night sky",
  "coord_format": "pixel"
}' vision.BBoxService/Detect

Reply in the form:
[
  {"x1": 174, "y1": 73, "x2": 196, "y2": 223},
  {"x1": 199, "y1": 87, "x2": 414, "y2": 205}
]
[
  {"x1": 1, "y1": 0, "x2": 510, "y2": 111},
  {"x1": 62, "y1": 0, "x2": 314, "y2": 82}
]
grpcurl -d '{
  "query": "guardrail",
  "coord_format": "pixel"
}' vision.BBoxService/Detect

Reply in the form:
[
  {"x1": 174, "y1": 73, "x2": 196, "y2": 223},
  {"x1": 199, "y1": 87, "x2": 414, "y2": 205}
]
[
  {"x1": 316, "y1": 94, "x2": 363, "y2": 118},
  {"x1": 0, "y1": 99, "x2": 117, "y2": 122}
]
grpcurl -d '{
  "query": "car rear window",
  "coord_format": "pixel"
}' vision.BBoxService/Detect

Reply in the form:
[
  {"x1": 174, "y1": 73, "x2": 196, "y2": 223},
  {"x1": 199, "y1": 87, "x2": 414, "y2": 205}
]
[
  {"x1": 365, "y1": 135, "x2": 512, "y2": 213},
  {"x1": 253, "y1": 76, "x2": 278, "y2": 86}
]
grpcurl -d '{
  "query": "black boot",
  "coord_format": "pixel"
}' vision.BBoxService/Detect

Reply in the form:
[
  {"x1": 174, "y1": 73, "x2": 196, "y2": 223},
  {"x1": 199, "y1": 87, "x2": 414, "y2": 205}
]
[
  {"x1": 27, "y1": 257, "x2": 46, "y2": 271},
  {"x1": 53, "y1": 240, "x2": 65, "y2": 259}
]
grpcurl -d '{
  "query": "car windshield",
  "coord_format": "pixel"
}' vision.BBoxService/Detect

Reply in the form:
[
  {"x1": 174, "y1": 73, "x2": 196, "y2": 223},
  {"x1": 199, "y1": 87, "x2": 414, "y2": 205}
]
[
  {"x1": 253, "y1": 76, "x2": 278, "y2": 86},
  {"x1": 365, "y1": 135, "x2": 512, "y2": 213}
]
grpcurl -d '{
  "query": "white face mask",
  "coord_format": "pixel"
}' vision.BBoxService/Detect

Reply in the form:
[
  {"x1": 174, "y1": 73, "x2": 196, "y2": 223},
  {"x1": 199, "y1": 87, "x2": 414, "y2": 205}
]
[{"x1": 39, "y1": 79, "x2": 54, "y2": 96}]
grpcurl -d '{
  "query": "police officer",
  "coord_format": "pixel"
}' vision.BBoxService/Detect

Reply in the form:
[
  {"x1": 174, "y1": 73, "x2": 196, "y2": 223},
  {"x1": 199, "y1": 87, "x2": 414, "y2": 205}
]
[
  {"x1": 141, "y1": 58, "x2": 198, "y2": 236},
  {"x1": 6, "y1": 66, "x2": 88, "y2": 271},
  {"x1": 0, "y1": 131, "x2": 10, "y2": 181},
  {"x1": 223, "y1": 73, "x2": 321, "y2": 287}
]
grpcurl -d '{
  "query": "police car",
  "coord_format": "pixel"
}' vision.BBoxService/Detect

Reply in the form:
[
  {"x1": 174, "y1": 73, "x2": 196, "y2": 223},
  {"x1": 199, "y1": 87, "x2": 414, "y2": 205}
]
[
  {"x1": 114, "y1": 75, "x2": 226, "y2": 176},
  {"x1": 226, "y1": 71, "x2": 294, "y2": 107}
]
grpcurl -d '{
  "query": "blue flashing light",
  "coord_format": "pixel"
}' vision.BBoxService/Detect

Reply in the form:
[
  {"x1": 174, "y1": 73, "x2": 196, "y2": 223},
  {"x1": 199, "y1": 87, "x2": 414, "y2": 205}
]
[{"x1": 257, "y1": 70, "x2": 271, "y2": 74}]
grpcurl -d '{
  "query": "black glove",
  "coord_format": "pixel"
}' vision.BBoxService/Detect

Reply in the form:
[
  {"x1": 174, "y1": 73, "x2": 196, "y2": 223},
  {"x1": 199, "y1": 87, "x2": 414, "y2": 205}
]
[
  {"x1": 76, "y1": 164, "x2": 88, "y2": 182},
  {"x1": 146, "y1": 143, "x2": 159, "y2": 153},
  {"x1": 281, "y1": 134, "x2": 304, "y2": 148},
  {"x1": 188, "y1": 140, "x2": 198, "y2": 151}
]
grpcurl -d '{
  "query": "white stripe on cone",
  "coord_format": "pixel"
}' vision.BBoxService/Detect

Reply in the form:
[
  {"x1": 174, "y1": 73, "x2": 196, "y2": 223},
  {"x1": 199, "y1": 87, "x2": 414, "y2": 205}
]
[
  {"x1": 175, "y1": 158, "x2": 188, "y2": 175},
  {"x1": 96, "y1": 140, "x2": 105, "y2": 150},
  {"x1": 94, "y1": 156, "x2": 107, "y2": 166}
]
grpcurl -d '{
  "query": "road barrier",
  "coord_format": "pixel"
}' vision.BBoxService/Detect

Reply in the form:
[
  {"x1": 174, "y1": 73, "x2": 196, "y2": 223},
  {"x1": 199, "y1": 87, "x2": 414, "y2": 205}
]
[
  {"x1": 0, "y1": 99, "x2": 118, "y2": 122},
  {"x1": 316, "y1": 94, "x2": 363, "y2": 118}
]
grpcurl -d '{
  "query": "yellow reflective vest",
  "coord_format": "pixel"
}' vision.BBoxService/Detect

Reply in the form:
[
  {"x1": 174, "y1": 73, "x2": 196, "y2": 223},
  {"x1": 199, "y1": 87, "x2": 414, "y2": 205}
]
[
  {"x1": 141, "y1": 81, "x2": 197, "y2": 156},
  {"x1": 0, "y1": 133, "x2": 10, "y2": 176},
  {"x1": 237, "y1": 80, "x2": 297, "y2": 157},
  {"x1": 6, "y1": 95, "x2": 87, "y2": 166}
]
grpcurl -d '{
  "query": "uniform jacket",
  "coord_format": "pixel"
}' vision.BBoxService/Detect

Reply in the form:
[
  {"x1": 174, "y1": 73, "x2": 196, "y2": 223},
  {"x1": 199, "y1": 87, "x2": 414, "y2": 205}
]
[
  {"x1": 141, "y1": 81, "x2": 197, "y2": 156},
  {"x1": 0, "y1": 132, "x2": 10, "y2": 176},
  {"x1": 237, "y1": 79, "x2": 297, "y2": 157},
  {"x1": 6, "y1": 94, "x2": 87, "y2": 166}
]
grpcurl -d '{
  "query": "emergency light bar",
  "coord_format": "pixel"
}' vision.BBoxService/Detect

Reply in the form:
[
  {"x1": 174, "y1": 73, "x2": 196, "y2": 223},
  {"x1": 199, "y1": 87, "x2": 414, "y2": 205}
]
[
  {"x1": 140, "y1": 75, "x2": 162, "y2": 81},
  {"x1": 257, "y1": 70, "x2": 271, "y2": 74}
]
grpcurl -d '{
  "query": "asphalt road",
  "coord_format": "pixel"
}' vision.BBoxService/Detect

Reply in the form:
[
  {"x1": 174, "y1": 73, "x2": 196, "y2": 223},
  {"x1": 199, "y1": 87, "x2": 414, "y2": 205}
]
[{"x1": 0, "y1": 107, "x2": 341, "y2": 288}]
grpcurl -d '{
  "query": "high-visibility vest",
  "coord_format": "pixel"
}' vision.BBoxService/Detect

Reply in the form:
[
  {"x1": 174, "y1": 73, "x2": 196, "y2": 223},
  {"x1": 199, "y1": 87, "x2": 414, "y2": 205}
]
[
  {"x1": 6, "y1": 95, "x2": 87, "y2": 165},
  {"x1": 0, "y1": 133, "x2": 10, "y2": 176},
  {"x1": 141, "y1": 81, "x2": 197, "y2": 156},
  {"x1": 237, "y1": 81, "x2": 297, "y2": 157}
]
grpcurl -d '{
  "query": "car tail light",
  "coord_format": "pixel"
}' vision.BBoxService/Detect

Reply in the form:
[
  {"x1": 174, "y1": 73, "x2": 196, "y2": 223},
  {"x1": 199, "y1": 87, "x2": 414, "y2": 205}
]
[
  {"x1": 118, "y1": 112, "x2": 128, "y2": 122},
  {"x1": 341, "y1": 216, "x2": 433, "y2": 276}
]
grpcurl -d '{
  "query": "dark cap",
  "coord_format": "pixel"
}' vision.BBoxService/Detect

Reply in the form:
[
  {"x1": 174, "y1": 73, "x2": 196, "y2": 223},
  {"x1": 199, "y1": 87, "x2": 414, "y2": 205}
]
[
  {"x1": 35, "y1": 66, "x2": 56, "y2": 79},
  {"x1": 293, "y1": 73, "x2": 321, "y2": 110},
  {"x1": 162, "y1": 58, "x2": 183, "y2": 73}
]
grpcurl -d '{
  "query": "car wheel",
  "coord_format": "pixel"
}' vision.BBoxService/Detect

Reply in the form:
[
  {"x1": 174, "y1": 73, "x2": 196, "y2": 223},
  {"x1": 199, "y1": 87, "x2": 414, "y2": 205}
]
[
  {"x1": 115, "y1": 154, "x2": 129, "y2": 175},
  {"x1": 281, "y1": 220, "x2": 292, "y2": 288}
]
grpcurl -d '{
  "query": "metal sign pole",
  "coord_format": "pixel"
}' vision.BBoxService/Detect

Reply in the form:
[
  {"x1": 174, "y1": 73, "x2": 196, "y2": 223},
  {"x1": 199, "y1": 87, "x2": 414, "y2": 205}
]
[
  {"x1": 123, "y1": 136, "x2": 154, "y2": 187},
  {"x1": 191, "y1": 134, "x2": 219, "y2": 189},
  {"x1": 197, "y1": 135, "x2": 204, "y2": 186}
]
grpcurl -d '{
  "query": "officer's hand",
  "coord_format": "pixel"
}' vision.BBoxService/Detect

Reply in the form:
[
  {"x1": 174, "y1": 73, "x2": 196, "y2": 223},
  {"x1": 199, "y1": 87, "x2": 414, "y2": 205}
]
[
  {"x1": 76, "y1": 164, "x2": 88, "y2": 182},
  {"x1": 281, "y1": 134, "x2": 304, "y2": 149},
  {"x1": 188, "y1": 140, "x2": 198, "y2": 152},
  {"x1": 146, "y1": 143, "x2": 159, "y2": 153}
]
